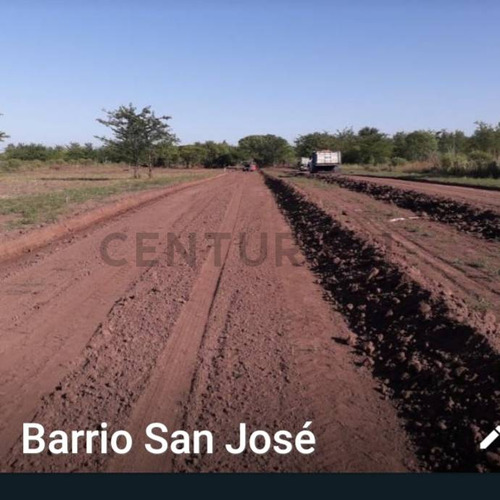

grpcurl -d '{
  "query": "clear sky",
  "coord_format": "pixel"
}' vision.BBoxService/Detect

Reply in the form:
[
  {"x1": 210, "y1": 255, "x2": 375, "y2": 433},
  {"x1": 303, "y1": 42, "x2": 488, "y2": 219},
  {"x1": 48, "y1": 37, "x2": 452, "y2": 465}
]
[{"x1": 1, "y1": 0, "x2": 499, "y2": 146}]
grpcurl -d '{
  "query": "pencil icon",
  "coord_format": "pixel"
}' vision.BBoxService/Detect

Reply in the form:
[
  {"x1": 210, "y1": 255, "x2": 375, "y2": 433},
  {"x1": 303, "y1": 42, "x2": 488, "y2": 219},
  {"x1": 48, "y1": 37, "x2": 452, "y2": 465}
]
[{"x1": 480, "y1": 426, "x2": 500, "y2": 450}]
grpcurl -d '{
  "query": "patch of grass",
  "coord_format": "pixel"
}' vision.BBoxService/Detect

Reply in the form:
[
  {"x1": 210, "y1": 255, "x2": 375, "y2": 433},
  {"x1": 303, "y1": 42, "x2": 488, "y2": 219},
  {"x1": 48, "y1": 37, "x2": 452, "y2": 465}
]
[
  {"x1": 0, "y1": 172, "x2": 212, "y2": 227},
  {"x1": 471, "y1": 297, "x2": 492, "y2": 313},
  {"x1": 465, "y1": 260, "x2": 486, "y2": 270}
]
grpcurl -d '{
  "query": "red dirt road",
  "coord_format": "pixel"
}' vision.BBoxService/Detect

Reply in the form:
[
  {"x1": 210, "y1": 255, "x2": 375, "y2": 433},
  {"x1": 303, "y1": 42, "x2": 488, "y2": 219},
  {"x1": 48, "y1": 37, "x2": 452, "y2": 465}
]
[{"x1": 0, "y1": 172, "x2": 417, "y2": 472}]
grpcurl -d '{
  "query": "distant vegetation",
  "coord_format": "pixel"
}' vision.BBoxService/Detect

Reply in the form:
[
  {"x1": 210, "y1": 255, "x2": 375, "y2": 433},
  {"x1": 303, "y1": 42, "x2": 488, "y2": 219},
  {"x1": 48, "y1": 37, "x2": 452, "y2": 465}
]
[
  {"x1": 1, "y1": 106, "x2": 500, "y2": 178},
  {"x1": 0, "y1": 113, "x2": 8, "y2": 143},
  {"x1": 295, "y1": 123, "x2": 500, "y2": 178}
]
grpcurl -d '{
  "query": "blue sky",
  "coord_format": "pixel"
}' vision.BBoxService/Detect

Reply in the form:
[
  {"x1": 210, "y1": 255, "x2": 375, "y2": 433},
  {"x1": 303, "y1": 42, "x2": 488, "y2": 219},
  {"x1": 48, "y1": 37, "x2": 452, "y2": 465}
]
[{"x1": 1, "y1": 0, "x2": 499, "y2": 146}]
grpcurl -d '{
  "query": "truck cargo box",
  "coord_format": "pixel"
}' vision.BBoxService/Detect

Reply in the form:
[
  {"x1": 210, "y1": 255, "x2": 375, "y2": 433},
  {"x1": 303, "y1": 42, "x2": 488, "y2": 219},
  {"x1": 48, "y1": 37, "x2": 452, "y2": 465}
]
[{"x1": 310, "y1": 150, "x2": 342, "y2": 173}]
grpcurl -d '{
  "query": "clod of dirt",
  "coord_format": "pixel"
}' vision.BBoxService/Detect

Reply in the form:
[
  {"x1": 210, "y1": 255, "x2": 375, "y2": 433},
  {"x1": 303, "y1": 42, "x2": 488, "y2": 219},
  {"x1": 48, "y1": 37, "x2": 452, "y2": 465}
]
[{"x1": 332, "y1": 333, "x2": 356, "y2": 346}]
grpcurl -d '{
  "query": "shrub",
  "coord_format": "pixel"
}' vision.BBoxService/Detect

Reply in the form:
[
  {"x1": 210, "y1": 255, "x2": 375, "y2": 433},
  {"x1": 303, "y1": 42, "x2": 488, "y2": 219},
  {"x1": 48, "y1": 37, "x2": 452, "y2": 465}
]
[
  {"x1": 437, "y1": 151, "x2": 499, "y2": 178},
  {"x1": 390, "y1": 157, "x2": 407, "y2": 167},
  {"x1": 30, "y1": 160, "x2": 45, "y2": 169},
  {"x1": 440, "y1": 153, "x2": 454, "y2": 171},
  {"x1": 468, "y1": 150, "x2": 494, "y2": 165},
  {"x1": 440, "y1": 153, "x2": 469, "y2": 175},
  {"x1": 0, "y1": 158, "x2": 23, "y2": 172},
  {"x1": 472, "y1": 161, "x2": 500, "y2": 178},
  {"x1": 466, "y1": 151, "x2": 499, "y2": 178}
]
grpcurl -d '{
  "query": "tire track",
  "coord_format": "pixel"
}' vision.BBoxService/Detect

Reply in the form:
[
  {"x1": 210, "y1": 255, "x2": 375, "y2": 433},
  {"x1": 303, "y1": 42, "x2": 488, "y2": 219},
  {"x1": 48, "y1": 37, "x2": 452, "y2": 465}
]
[
  {"x1": 109, "y1": 181, "x2": 244, "y2": 472},
  {"x1": 172, "y1": 174, "x2": 415, "y2": 472},
  {"x1": 2, "y1": 175, "x2": 239, "y2": 471}
]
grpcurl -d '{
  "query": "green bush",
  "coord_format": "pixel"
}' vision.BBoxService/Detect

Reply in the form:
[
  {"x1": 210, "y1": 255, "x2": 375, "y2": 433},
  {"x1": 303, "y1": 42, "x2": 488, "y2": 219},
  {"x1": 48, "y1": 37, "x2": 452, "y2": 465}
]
[
  {"x1": 390, "y1": 157, "x2": 407, "y2": 167},
  {"x1": 440, "y1": 153, "x2": 468, "y2": 174},
  {"x1": 440, "y1": 153, "x2": 453, "y2": 171},
  {"x1": 467, "y1": 151, "x2": 499, "y2": 178},
  {"x1": 438, "y1": 151, "x2": 499, "y2": 178},
  {"x1": 468, "y1": 150, "x2": 494, "y2": 165},
  {"x1": 0, "y1": 158, "x2": 23, "y2": 172}
]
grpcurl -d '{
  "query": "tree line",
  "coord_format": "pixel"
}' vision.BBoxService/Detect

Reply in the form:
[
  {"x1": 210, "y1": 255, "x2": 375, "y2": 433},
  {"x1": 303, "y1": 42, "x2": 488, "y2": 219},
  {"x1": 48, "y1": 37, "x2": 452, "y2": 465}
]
[
  {"x1": 0, "y1": 105, "x2": 294, "y2": 172},
  {"x1": 1, "y1": 105, "x2": 500, "y2": 177},
  {"x1": 295, "y1": 124, "x2": 500, "y2": 164},
  {"x1": 294, "y1": 124, "x2": 500, "y2": 177}
]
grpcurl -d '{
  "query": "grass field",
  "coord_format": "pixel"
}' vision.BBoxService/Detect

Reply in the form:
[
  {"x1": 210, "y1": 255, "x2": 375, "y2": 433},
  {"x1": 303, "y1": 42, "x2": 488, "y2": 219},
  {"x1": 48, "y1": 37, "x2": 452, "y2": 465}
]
[{"x1": 0, "y1": 164, "x2": 216, "y2": 228}]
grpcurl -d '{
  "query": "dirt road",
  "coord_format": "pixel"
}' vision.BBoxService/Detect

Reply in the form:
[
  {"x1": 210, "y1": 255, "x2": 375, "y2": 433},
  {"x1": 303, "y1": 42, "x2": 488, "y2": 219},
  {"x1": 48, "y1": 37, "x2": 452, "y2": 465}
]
[
  {"x1": 351, "y1": 175, "x2": 500, "y2": 212},
  {"x1": 311, "y1": 173, "x2": 500, "y2": 240},
  {"x1": 0, "y1": 172, "x2": 417, "y2": 472}
]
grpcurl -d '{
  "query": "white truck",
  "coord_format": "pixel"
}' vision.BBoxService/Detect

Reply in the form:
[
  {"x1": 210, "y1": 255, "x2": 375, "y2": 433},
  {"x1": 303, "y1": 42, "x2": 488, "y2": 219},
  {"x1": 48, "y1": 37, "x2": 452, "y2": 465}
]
[
  {"x1": 309, "y1": 150, "x2": 342, "y2": 173},
  {"x1": 299, "y1": 157, "x2": 310, "y2": 171}
]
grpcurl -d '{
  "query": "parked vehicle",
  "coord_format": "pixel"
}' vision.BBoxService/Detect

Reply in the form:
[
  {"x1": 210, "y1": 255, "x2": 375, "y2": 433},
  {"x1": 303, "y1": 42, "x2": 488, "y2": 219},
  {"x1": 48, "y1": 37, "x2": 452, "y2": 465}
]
[
  {"x1": 299, "y1": 157, "x2": 310, "y2": 171},
  {"x1": 309, "y1": 150, "x2": 342, "y2": 173},
  {"x1": 243, "y1": 163, "x2": 257, "y2": 172}
]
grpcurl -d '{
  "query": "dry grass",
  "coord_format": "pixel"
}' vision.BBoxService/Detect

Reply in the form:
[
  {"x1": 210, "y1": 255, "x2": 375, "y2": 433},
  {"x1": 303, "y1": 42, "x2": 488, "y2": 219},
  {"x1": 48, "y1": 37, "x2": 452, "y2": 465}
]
[{"x1": 0, "y1": 164, "x2": 216, "y2": 228}]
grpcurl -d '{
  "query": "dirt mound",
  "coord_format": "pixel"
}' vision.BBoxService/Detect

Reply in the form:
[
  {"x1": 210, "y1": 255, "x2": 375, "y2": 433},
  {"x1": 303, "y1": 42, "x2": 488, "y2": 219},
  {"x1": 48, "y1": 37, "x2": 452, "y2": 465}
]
[
  {"x1": 314, "y1": 174, "x2": 500, "y2": 241},
  {"x1": 264, "y1": 172, "x2": 500, "y2": 472}
]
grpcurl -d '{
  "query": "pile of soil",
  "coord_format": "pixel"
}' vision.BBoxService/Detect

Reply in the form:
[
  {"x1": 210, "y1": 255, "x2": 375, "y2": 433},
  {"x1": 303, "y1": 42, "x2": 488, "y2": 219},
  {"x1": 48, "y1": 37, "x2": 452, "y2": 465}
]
[
  {"x1": 314, "y1": 174, "x2": 500, "y2": 241},
  {"x1": 265, "y1": 172, "x2": 500, "y2": 472}
]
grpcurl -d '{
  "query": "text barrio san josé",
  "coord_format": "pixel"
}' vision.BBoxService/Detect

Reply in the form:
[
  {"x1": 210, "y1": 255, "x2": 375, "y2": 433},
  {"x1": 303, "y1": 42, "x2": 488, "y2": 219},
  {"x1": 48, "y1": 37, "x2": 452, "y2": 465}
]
[{"x1": 23, "y1": 422, "x2": 315, "y2": 456}]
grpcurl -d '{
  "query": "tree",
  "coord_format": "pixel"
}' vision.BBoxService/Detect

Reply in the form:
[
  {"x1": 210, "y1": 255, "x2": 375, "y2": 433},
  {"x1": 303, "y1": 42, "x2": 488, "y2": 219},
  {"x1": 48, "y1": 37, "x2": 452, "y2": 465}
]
[
  {"x1": 356, "y1": 127, "x2": 393, "y2": 164},
  {"x1": 393, "y1": 130, "x2": 438, "y2": 161},
  {"x1": 4, "y1": 143, "x2": 56, "y2": 161},
  {"x1": 436, "y1": 130, "x2": 468, "y2": 155},
  {"x1": 197, "y1": 141, "x2": 241, "y2": 168},
  {"x1": 64, "y1": 142, "x2": 97, "y2": 162},
  {"x1": 95, "y1": 144, "x2": 124, "y2": 164},
  {"x1": 403, "y1": 131, "x2": 438, "y2": 161},
  {"x1": 178, "y1": 144, "x2": 206, "y2": 168},
  {"x1": 334, "y1": 127, "x2": 359, "y2": 162},
  {"x1": 238, "y1": 134, "x2": 293, "y2": 167},
  {"x1": 470, "y1": 122, "x2": 500, "y2": 159},
  {"x1": 294, "y1": 132, "x2": 339, "y2": 158},
  {"x1": 153, "y1": 141, "x2": 179, "y2": 167},
  {"x1": 96, "y1": 104, "x2": 177, "y2": 178},
  {"x1": 392, "y1": 132, "x2": 408, "y2": 159},
  {"x1": 0, "y1": 113, "x2": 9, "y2": 143}
]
